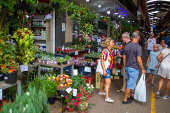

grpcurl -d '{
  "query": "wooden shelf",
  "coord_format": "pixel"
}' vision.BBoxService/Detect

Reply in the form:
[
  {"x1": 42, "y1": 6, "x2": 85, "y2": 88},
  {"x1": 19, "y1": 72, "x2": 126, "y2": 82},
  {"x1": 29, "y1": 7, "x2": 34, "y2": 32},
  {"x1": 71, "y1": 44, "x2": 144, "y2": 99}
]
[
  {"x1": 34, "y1": 39, "x2": 46, "y2": 41},
  {"x1": 30, "y1": 26, "x2": 46, "y2": 28}
]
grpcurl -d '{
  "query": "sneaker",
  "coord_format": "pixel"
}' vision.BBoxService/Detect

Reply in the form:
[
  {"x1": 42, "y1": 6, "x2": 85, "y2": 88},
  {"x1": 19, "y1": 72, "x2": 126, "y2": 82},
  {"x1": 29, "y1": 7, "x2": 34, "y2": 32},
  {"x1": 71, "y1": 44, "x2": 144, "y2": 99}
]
[
  {"x1": 163, "y1": 95, "x2": 170, "y2": 99},
  {"x1": 122, "y1": 100, "x2": 132, "y2": 104},
  {"x1": 155, "y1": 91, "x2": 160, "y2": 98},
  {"x1": 105, "y1": 97, "x2": 114, "y2": 102},
  {"x1": 99, "y1": 92, "x2": 106, "y2": 95}
]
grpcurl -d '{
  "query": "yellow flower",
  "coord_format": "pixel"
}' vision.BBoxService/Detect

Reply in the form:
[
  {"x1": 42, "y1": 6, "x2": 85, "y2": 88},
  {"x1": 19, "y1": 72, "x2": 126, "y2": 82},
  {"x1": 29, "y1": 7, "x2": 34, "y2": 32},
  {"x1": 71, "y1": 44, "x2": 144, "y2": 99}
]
[
  {"x1": 48, "y1": 77, "x2": 51, "y2": 81},
  {"x1": 52, "y1": 76, "x2": 55, "y2": 78}
]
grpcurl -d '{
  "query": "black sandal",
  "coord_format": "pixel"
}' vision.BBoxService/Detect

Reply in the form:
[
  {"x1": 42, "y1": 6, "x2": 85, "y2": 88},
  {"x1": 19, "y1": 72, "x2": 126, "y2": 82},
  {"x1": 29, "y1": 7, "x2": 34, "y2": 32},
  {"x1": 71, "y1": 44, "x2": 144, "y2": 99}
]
[
  {"x1": 150, "y1": 83, "x2": 154, "y2": 86},
  {"x1": 117, "y1": 89, "x2": 125, "y2": 93}
]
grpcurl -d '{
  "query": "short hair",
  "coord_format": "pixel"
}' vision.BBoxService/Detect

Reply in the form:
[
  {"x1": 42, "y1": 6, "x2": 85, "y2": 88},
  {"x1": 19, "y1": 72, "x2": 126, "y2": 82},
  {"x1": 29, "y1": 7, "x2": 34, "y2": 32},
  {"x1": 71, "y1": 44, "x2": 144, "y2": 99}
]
[
  {"x1": 154, "y1": 44, "x2": 159, "y2": 47},
  {"x1": 150, "y1": 33, "x2": 154, "y2": 36},
  {"x1": 132, "y1": 31, "x2": 140, "y2": 39},
  {"x1": 167, "y1": 40, "x2": 170, "y2": 47},
  {"x1": 122, "y1": 32, "x2": 130, "y2": 39},
  {"x1": 104, "y1": 38, "x2": 113, "y2": 48}
]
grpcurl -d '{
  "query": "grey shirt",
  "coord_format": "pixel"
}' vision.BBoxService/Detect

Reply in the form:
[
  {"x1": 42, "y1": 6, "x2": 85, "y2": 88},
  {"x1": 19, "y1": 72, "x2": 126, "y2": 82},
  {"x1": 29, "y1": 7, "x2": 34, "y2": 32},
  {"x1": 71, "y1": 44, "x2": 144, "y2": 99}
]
[{"x1": 124, "y1": 42, "x2": 142, "y2": 70}]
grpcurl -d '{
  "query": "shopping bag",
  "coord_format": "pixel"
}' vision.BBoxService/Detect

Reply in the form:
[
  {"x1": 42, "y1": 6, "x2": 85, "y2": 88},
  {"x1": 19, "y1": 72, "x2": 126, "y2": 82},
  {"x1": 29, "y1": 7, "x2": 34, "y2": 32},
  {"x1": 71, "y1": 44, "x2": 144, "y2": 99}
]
[{"x1": 134, "y1": 74, "x2": 146, "y2": 102}]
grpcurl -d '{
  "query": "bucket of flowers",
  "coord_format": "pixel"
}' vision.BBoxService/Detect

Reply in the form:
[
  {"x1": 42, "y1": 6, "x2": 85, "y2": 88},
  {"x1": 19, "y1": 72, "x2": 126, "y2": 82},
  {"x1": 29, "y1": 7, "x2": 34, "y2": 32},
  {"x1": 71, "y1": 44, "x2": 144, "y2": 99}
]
[
  {"x1": 55, "y1": 74, "x2": 72, "y2": 96},
  {"x1": 77, "y1": 101, "x2": 88, "y2": 113}
]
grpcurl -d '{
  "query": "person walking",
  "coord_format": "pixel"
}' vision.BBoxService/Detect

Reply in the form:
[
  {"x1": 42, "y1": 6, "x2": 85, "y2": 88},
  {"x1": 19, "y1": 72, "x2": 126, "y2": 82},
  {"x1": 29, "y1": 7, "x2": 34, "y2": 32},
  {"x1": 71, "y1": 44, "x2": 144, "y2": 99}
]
[
  {"x1": 159, "y1": 39, "x2": 167, "y2": 52},
  {"x1": 156, "y1": 40, "x2": 170, "y2": 99},
  {"x1": 117, "y1": 32, "x2": 131, "y2": 93},
  {"x1": 122, "y1": 31, "x2": 146, "y2": 104},
  {"x1": 145, "y1": 44, "x2": 160, "y2": 86},
  {"x1": 99, "y1": 38, "x2": 115, "y2": 102},
  {"x1": 145, "y1": 33, "x2": 156, "y2": 59}
]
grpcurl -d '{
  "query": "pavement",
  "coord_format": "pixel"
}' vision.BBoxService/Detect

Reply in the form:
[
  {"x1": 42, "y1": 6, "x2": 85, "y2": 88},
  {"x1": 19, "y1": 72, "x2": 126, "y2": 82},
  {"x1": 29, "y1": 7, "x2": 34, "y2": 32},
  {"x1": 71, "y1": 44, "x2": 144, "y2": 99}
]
[{"x1": 50, "y1": 49, "x2": 170, "y2": 113}]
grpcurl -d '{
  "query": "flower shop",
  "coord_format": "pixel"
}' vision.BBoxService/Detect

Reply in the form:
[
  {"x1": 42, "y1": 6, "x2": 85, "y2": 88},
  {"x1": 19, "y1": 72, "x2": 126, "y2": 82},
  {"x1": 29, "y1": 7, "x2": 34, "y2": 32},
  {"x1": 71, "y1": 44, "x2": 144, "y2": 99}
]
[{"x1": 0, "y1": 0, "x2": 142, "y2": 112}]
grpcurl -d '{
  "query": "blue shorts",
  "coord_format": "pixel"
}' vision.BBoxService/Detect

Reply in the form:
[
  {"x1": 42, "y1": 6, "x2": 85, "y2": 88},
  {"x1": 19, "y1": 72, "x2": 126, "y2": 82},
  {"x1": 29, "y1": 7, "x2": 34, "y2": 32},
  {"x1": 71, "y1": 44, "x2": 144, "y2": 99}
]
[
  {"x1": 125, "y1": 67, "x2": 139, "y2": 90},
  {"x1": 102, "y1": 68, "x2": 111, "y2": 79},
  {"x1": 146, "y1": 49, "x2": 152, "y2": 57},
  {"x1": 147, "y1": 68, "x2": 157, "y2": 75}
]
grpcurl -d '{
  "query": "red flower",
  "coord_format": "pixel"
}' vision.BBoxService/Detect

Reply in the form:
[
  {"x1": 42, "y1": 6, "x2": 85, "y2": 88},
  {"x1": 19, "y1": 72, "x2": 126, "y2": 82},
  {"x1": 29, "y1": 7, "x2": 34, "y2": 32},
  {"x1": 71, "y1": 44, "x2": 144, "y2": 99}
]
[
  {"x1": 64, "y1": 95, "x2": 67, "y2": 99},
  {"x1": 76, "y1": 98, "x2": 80, "y2": 101},
  {"x1": 86, "y1": 93, "x2": 89, "y2": 95},
  {"x1": 1, "y1": 99, "x2": 5, "y2": 103},
  {"x1": 77, "y1": 102, "x2": 80, "y2": 106},
  {"x1": 77, "y1": 94, "x2": 82, "y2": 97},
  {"x1": 0, "y1": 108, "x2": 1, "y2": 112}
]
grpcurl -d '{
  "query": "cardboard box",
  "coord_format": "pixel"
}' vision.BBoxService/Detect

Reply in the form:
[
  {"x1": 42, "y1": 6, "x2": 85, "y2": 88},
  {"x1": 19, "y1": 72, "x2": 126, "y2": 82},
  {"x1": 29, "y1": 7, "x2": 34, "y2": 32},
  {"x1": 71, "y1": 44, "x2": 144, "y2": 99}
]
[{"x1": 96, "y1": 72, "x2": 102, "y2": 89}]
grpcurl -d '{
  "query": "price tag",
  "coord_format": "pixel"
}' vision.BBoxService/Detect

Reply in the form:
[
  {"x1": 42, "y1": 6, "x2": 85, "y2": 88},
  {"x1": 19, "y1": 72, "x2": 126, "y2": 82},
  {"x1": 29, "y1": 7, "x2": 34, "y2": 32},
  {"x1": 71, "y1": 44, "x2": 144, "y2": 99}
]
[
  {"x1": 20, "y1": 65, "x2": 28, "y2": 72},
  {"x1": 66, "y1": 87, "x2": 72, "y2": 93},
  {"x1": 75, "y1": 51, "x2": 78, "y2": 56},
  {"x1": 45, "y1": 14, "x2": 52, "y2": 19},
  {"x1": 73, "y1": 69, "x2": 78, "y2": 76},
  {"x1": 73, "y1": 89, "x2": 77, "y2": 96},
  {"x1": 0, "y1": 89, "x2": 2, "y2": 100},
  {"x1": 88, "y1": 49, "x2": 90, "y2": 53},
  {"x1": 84, "y1": 66, "x2": 91, "y2": 72},
  {"x1": 62, "y1": 45, "x2": 64, "y2": 51},
  {"x1": 97, "y1": 39, "x2": 101, "y2": 43}
]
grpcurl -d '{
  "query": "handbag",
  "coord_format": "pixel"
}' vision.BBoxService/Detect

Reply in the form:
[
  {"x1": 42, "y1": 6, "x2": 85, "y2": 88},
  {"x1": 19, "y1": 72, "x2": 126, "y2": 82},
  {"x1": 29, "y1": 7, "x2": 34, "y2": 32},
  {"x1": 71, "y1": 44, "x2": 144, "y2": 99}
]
[
  {"x1": 134, "y1": 74, "x2": 146, "y2": 102},
  {"x1": 96, "y1": 49, "x2": 110, "y2": 75}
]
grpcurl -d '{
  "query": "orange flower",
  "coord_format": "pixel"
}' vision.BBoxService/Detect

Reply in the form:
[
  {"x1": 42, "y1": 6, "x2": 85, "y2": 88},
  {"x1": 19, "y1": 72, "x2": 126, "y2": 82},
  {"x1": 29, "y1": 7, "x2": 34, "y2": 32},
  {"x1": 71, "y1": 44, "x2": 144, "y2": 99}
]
[
  {"x1": 0, "y1": 51, "x2": 1, "y2": 53},
  {"x1": 11, "y1": 61, "x2": 13, "y2": 63}
]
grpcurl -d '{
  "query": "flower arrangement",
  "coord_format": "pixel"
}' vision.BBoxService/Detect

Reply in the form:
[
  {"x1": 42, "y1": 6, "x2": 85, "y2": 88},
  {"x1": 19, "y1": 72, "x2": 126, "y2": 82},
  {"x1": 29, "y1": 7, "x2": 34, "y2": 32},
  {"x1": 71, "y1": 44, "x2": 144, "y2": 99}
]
[{"x1": 77, "y1": 101, "x2": 88, "y2": 112}]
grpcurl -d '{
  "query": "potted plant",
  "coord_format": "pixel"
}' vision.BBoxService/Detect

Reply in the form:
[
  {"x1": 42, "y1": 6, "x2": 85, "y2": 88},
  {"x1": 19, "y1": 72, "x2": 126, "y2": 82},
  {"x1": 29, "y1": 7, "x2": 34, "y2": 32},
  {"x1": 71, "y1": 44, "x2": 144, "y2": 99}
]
[
  {"x1": 77, "y1": 101, "x2": 88, "y2": 113},
  {"x1": 64, "y1": 55, "x2": 71, "y2": 64},
  {"x1": 13, "y1": 28, "x2": 35, "y2": 65},
  {"x1": 64, "y1": 95, "x2": 76, "y2": 112},
  {"x1": 57, "y1": 57, "x2": 65, "y2": 65},
  {"x1": 85, "y1": 84, "x2": 94, "y2": 97},
  {"x1": 0, "y1": 37, "x2": 19, "y2": 84}
]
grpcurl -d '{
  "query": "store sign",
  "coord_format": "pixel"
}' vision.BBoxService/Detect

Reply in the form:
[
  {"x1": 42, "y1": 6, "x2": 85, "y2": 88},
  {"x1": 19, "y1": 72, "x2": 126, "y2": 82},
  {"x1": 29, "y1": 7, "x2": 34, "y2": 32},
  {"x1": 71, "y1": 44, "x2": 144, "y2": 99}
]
[{"x1": 118, "y1": 5, "x2": 128, "y2": 17}]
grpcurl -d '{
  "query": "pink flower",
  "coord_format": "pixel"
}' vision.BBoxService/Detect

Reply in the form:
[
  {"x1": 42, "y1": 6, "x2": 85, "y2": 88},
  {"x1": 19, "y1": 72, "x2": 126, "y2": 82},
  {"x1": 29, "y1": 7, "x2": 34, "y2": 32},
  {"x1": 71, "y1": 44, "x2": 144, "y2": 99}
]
[
  {"x1": 71, "y1": 99, "x2": 74, "y2": 101},
  {"x1": 77, "y1": 102, "x2": 80, "y2": 106},
  {"x1": 66, "y1": 106, "x2": 69, "y2": 109},
  {"x1": 69, "y1": 102, "x2": 72, "y2": 105},
  {"x1": 64, "y1": 95, "x2": 67, "y2": 99},
  {"x1": 85, "y1": 90, "x2": 86, "y2": 92},
  {"x1": 73, "y1": 102, "x2": 76, "y2": 106},
  {"x1": 76, "y1": 98, "x2": 80, "y2": 101}
]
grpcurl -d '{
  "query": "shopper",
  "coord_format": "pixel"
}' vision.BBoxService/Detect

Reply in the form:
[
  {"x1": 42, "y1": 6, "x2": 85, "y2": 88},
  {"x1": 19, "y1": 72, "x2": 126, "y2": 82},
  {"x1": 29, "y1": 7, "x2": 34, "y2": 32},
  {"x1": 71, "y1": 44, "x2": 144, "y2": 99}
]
[
  {"x1": 99, "y1": 38, "x2": 115, "y2": 102},
  {"x1": 145, "y1": 44, "x2": 160, "y2": 86},
  {"x1": 122, "y1": 31, "x2": 146, "y2": 104},
  {"x1": 155, "y1": 34, "x2": 161, "y2": 44},
  {"x1": 159, "y1": 39, "x2": 167, "y2": 52},
  {"x1": 156, "y1": 40, "x2": 170, "y2": 99},
  {"x1": 117, "y1": 32, "x2": 131, "y2": 93},
  {"x1": 145, "y1": 33, "x2": 156, "y2": 59}
]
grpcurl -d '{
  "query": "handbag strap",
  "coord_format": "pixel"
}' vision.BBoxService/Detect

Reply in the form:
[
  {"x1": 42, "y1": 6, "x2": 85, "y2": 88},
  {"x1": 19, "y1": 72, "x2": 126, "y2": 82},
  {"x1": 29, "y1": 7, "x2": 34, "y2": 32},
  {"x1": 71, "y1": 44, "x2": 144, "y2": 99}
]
[{"x1": 162, "y1": 52, "x2": 170, "y2": 61}]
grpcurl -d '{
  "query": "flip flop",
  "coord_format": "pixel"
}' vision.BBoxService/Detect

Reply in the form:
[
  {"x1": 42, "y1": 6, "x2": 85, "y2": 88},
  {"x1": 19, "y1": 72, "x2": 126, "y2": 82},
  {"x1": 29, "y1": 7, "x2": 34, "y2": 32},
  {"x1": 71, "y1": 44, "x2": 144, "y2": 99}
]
[{"x1": 117, "y1": 89, "x2": 125, "y2": 93}]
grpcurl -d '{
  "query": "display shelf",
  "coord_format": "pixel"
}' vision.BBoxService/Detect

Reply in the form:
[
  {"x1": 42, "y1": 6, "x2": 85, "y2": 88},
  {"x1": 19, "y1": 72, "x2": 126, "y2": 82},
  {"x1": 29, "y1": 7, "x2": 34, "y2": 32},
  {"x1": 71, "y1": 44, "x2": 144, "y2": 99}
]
[{"x1": 30, "y1": 26, "x2": 46, "y2": 28}]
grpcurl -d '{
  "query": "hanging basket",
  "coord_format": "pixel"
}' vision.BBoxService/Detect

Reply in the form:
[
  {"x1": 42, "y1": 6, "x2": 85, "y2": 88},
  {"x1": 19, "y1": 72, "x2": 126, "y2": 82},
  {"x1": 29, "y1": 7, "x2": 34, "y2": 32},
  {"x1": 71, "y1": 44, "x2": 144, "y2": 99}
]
[
  {"x1": 56, "y1": 88, "x2": 68, "y2": 96},
  {"x1": 18, "y1": 31, "x2": 29, "y2": 39}
]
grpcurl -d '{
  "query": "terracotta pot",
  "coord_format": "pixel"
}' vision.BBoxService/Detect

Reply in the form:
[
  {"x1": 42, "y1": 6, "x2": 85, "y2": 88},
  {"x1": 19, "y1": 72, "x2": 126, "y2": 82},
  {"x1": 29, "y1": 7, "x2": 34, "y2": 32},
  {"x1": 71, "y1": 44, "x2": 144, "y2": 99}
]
[
  {"x1": 78, "y1": 109, "x2": 87, "y2": 113},
  {"x1": 89, "y1": 93, "x2": 92, "y2": 97},
  {"x1": 67, "y1": 107, "x2": 75, "y2": 112},
  {"x1": 103, "y1": 19, "x2": 107, "y2": 23}
]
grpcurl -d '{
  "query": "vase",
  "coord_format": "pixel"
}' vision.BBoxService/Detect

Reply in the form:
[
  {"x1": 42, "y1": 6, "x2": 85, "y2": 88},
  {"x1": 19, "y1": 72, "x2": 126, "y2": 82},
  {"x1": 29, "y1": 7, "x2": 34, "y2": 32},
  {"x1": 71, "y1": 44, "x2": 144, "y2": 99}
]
[
  {"x1": 48, "y1": 96, "x2": 55, "y2": 104},
  {"x1": 78, "y1": 109, "x2": 87, "y2": 113},
  {"x1": 3, "y1": 72, "x2": 17, "y2": 84},
  {"x1": 67, "y1": 107, "x2": 75, "y2": 112},
  {"x1": 0, "y1": 72, "x2": 4, "y2": 81},
  {"x1": 56, "y1": 89, "x2": 68, "y2": 96}
]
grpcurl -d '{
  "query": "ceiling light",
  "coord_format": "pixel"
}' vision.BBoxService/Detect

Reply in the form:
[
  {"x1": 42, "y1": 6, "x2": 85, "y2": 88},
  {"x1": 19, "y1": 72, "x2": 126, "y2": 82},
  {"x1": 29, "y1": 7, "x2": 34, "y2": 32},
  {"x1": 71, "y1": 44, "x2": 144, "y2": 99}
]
[
  {"x1": 86, "y1": 0, "x2": 89, "y2": 2},
  {"x1": 107, "y1": 10, "x2": 110, "y2": 14},
  {"x1": 133, "y1": 21, "x2": 134, "y2": 22},
  {"x1": 98, "y1": 4, "x2": 101, "y2": 8}
]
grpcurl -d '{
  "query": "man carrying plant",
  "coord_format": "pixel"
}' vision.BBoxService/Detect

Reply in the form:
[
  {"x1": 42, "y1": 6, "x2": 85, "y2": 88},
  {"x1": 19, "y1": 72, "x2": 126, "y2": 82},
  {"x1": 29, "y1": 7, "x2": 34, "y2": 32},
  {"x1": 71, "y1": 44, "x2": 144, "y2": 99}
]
[{"x1": 122, "y1": 31, "x2": 146, "y2": 104}]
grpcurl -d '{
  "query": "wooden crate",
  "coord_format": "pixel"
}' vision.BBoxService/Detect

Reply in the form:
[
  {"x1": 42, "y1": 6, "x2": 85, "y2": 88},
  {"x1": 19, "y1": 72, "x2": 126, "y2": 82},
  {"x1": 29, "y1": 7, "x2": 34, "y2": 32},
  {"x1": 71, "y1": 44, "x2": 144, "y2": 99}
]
[{"x1": 95, "y1": 72, "x2": 102, "y2": 89}]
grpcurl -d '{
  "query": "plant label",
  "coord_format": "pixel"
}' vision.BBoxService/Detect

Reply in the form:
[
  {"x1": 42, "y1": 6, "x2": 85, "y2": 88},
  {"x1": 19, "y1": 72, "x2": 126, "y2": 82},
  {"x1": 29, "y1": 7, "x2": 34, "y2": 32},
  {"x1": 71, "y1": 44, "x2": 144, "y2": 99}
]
[
  {"x1": 0, "y1": 89, "x2": 2, "y2": 100},
  {"x1": 4, "y1": 77, "x2": 8, "y2": 80},
  {"x1": 88, "y1": 49, "x2": 90, "y2": 53},
  {"x1": 20, "y1": 65, "x2": 28, "y2": 72},
  {"x1": 73, "y1": 89, "x2": 77, "y2": 96},
  {"x1": 45, "y1": 14, "x2": 52, "y2": 19},
  {"x1": 84, "y1": 67, "x2": 91, "y2": 72},
  {"x1": 73, "y1": 69, "x2": 78, "y2": 76},
  {"x1": 66, "y1": 87, "x2": 72, "y2": 93},
  {"x1": 62, "y1": 45, "x2": 64, "y2": 51},
  {"x1": 75, "y1": 51, "x2": 78, "y2": 56},
  {"x1": 97, "y1": 39, "x2": 101, "y2": 43}
]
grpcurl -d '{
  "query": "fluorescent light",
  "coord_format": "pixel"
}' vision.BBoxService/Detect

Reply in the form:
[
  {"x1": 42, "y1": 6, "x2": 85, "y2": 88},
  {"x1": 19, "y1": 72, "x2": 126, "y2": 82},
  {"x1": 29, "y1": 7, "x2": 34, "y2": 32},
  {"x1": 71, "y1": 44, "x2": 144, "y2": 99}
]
[
  {"x1": 98, "y1": 4, "x2": 101, "y2": 8},
  {"x1": 128, "y1": 21, "x2": 130, "y2": 22},
  {"x1": 107, "y1": 10, "x2": 110, "y2": 14},
  {"x1": 86, "y1": 0, "x2": 89, "y2": 2},
  {"x1": 133, "y1": 21, "x2": 134, "y2": 22}
]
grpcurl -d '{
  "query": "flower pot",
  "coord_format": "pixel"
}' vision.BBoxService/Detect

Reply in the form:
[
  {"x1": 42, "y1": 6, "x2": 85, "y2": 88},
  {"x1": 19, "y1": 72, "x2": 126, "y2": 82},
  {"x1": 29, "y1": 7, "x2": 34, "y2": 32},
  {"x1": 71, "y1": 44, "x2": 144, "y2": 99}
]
[
  {"x1": 48, "y1": 96, "x2": 55, "y2": 104},
  {"x1": 0, "y1": 72, "x2": 4, "y2": 81},
  {"x1": 3, "y1": 72, "x2": 17, "y2": 84},
  {"x1": 67, "y1": 107, "x2": 75, "y2": 112},
  {"x1": 56, "y1": 89, "x2": 68, "y2": 96},
  {"x1": 58, "y1": 62, "x2": 63, "y2": 65},
  {"x1": 63, "y1": 61, "x2": 67, "y2": 65},
  {"x1": 103, "y1": 19, "x2": 108, "y2": 23},
  {"x1": 78, "y1": 109, "x2": 87, "y2": 113},
  {"x1": 52, "y1": 2, "x2": 59, "y2": 8}
]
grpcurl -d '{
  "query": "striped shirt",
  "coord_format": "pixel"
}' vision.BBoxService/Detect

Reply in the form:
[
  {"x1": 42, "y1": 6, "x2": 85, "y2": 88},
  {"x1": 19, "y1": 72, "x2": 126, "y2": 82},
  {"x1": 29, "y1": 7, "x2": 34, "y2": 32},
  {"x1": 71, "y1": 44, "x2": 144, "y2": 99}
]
[{"x1": 101, "y1": 49, "x2": 114, "y2": 69}]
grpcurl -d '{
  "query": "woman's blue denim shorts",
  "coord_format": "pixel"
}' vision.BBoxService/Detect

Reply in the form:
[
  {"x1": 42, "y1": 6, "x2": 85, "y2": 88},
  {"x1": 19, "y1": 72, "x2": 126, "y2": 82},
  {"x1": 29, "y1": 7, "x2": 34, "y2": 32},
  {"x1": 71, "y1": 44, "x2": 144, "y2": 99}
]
[{"x1": 102, "y1": 68, "x2": 111, "y2": 79}]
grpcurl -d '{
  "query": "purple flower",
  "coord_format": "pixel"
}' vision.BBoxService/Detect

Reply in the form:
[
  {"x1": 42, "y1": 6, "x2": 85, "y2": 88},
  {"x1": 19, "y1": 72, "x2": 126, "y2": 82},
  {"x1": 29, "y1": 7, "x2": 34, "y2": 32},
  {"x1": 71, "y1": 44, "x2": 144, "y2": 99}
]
[{"x1": 53, "y1": 80, "x2": 55, "y2": 82}]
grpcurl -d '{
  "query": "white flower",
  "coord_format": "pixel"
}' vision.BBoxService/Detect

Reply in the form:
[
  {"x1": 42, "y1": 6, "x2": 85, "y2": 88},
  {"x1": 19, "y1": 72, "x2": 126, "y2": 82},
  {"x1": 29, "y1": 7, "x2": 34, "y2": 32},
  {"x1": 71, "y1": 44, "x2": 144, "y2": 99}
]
[
  {"x1": 26, "y1": 92, "x2": 29, "y2": 96},
  {"x1": 9, "y1": 109, "x2": 12, "y2": 113},
  {"x1": 86, "y1": 84, "x2": 89, "y2": 86},
  {"x1": 26, "y1": 104, "x2": 28, "y2": 107},
  {"x1": 91, "y1": 85, "x2": 93, "y2": 87},
  {"x1": 88, "y1": 86, "x2": 90, "y2": 89},
  {"x1": 23, "y1": 107, "x2": 26, "y2": 112}
]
